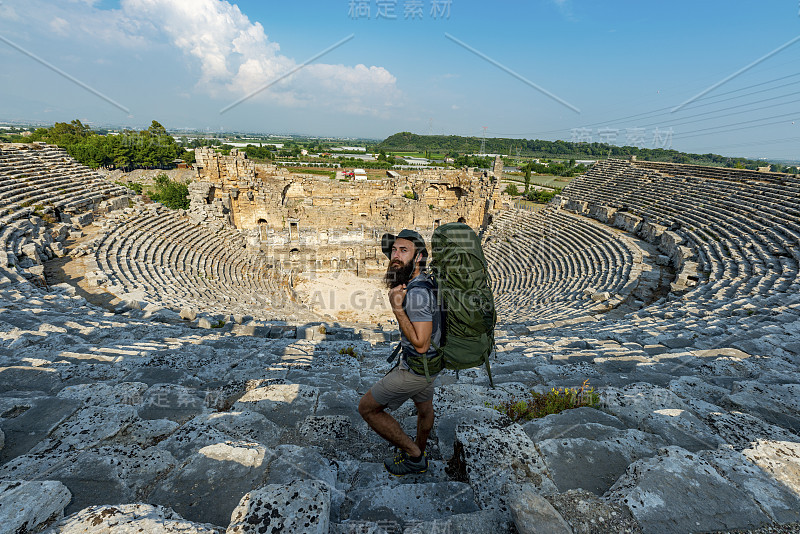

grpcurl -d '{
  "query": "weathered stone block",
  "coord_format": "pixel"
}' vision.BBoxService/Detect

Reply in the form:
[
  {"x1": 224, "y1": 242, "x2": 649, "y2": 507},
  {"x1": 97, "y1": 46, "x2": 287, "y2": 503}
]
[{"x1": 228, "y1": 480, "x2": 330, "y2": 534}]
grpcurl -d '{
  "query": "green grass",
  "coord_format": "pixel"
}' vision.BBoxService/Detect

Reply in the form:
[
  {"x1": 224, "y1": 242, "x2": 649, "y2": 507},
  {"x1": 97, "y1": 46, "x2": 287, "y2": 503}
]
[
  {"x1": 503, "y1": 175, "x2": 573, "y2": 189},
  {"x1": 486, "y1": 380, "x2": 599, "y2": 423}
]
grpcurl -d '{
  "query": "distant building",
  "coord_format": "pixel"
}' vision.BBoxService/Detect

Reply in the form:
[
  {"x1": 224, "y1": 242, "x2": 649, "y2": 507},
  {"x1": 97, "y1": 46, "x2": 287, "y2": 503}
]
[
  {"x1": 331, "y1": 146, "x2": 367, "y2": 152},
  {"x1": 386, "y1": 170, "x2": 401, "y2": 179},
  {"x1": 354, "y1": 169, "x2": 368, "y2": 181}
]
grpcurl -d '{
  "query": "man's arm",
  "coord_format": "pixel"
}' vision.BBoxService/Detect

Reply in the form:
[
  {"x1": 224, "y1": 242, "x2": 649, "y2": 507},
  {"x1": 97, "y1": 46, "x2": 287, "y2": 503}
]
[{"x1": 389, "y1": 284, "x2": 433, "y2": 354}]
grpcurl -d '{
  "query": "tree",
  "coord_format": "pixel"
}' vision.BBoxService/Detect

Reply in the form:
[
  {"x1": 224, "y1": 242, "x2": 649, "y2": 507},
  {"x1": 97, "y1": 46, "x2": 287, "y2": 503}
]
[
  {"x1": 505, "y1": 183, "x2": 520, "y2": 196},
  {"x1": 524, "y1": 167, "x2": 531, "y2": 193}
]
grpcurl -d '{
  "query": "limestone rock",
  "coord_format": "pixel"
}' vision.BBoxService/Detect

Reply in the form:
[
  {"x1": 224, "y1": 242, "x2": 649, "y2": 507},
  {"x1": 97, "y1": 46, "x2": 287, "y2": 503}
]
[
  {"x1": 0, "y1": 396, "x2": 82, "y2": 463},
  {"x1": 507, "y1": 484, "x2": 572, "y2": 534},
  {"x1": 158, "y1": 410, "x2": 282, "y2": 460},
  {"x1": 298, "y1": 415, "x2": 357, "y2": 443},
  {"x1": 701, "y1": 448, "x2": 800, "y2": 524},
  {"x1": 704, "y1": 410, "x2": 800, "y2": 451},
  {"x1": 50, "y1": 445, "x2": 177, "y2": 515},
  {"x1": 227, "y1": 480, "x2": 330, "y2": 534},
  {"x1": 727, "y1": 381, "x2": 800, "y2": 431},
  {"x1": 137, "y1": 384, "x2": 206, "y2": 422},
  {"x1": 742, "y1": 440, "x2": 800, "y2": 497},
  {"x1": 547, "y1": 489, "x2": 642, "y2": 534},
  {"x1": 522, "y1": 406, "x2": 626, "y2": 442},
  {"x1": 263, "y1": 445, "x2": 338, "y2": 489},
  {"x1": 383, "y1": 509, "x2": 514, "y2": 534},
  {"x1": 451, "y1": 422, "x2": 557, "y2": 508},
  {"x1": 233, "y1": 383, "x2": 319, "y2": 426},
  {"x1": 180, "y1": 307, "x2": 198, "y2": 321},
  {"x1": 606, "y1": 446, "x2": 770, "y2": 533},
  {"x1": 31, "y1": 405, "x2": 139, "y2": 454},
  {"x1": 601, "y1": 383, "x2": 724, "y2": 451},
  {"x1": 0, "y1": 480, "x2": 71, "y2": 533},
  {"x1": 48, "y1": 503, "x2": 220, "y2": 533},
  {"x1": 536, "y1": 429, "x2": 663, "y2": 495},
  {"x1": 436, "y1": 406, "x2": 508, "y2": 460},
  {"x1": 591, "y1": 291, "x2": 612, "y2": 302},
  {"x1": 347, "y1": 481, "x2": 478, "y2": 523},
  {"x1": 56, "y1": 382, "x2": 149, "y2": 408},
  {"x1": 149, "y1": 441, "x2": 273, "y2": 527}
]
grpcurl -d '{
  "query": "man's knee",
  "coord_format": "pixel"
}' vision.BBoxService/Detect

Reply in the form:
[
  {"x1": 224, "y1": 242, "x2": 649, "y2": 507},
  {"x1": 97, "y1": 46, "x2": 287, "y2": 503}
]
[
  {"x1": 358, "y1": 391, "x2": 383, "y2": 419},
  {"x1": 415, "y1": 399, "x2": 434, "y2": 419}
]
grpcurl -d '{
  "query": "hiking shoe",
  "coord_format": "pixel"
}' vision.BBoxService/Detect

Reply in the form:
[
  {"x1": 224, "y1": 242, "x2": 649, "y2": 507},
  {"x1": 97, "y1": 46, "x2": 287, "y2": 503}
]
[{"x1": 384, "y1": 450, "x2": 428, "y2": 477}]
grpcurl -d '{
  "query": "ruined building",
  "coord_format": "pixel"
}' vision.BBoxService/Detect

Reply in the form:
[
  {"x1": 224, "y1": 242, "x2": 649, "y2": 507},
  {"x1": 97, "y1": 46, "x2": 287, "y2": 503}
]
[{"x1": 188, "y1": 147, "x2": 502, "y2": 278}]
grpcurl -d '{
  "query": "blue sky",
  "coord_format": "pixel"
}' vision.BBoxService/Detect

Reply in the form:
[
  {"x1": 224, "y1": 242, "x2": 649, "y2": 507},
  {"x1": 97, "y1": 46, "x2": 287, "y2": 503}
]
[{"x1": 0, "y1": 0, "x2": 798, "y2": 160}]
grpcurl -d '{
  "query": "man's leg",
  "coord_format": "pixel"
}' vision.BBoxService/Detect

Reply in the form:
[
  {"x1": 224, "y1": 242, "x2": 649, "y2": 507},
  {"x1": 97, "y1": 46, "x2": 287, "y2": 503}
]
[
  {"x1": 414, "y1": 398, "x2": 434, "y2": 455},
  {"x1": 359, "y1": 391, "x2": 421, "y2": 457}
]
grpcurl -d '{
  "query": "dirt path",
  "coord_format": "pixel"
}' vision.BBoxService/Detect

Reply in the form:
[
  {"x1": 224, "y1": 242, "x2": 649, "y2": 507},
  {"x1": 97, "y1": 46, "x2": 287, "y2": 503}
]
[{"x1": 43, "y1": 222, "x2": 122, "y2": 311}]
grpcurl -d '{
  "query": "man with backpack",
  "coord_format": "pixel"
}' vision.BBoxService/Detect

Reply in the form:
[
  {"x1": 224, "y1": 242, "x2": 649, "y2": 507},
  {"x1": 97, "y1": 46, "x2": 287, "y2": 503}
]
[
  {"x1": 358, "y1": 229, "x2": 440, "y2": 476},
  {"x1": 358, "y1": 223, "x2": 497, "y2": 476}
]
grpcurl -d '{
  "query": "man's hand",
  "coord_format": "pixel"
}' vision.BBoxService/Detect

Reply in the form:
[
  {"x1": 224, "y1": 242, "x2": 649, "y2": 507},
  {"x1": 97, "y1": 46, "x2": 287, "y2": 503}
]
[{"x1": 389, "y1": 284, "x2": 406, "y2": 311}]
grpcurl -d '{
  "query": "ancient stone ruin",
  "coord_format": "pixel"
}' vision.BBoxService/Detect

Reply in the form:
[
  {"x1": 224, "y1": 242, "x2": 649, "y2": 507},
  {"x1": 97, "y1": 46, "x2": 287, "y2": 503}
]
[
  {"x1": 188, "y1": 147, "x2": 500, "y2": 279},
  {"x1": 0, "y1": 143, "x2": 799, "y2": 533}
]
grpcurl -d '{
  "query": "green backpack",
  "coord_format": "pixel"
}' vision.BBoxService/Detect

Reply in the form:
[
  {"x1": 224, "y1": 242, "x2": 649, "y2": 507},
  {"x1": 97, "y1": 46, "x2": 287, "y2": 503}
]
[{"x1": 393, "y1": 222, "x2": 497, "y2": 386}]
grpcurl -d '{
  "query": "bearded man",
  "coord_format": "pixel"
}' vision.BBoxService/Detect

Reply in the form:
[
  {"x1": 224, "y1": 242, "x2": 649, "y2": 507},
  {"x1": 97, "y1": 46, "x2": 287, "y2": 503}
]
[{"x1": 358, "y1": 229, "x2": 441, "y2": 476}]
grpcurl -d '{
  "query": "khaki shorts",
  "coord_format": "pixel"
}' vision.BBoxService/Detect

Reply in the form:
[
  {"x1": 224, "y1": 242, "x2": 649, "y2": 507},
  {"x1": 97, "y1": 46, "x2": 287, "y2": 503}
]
[{"x1": 370, "y1": 366, "x2": 436, "y2": 411}]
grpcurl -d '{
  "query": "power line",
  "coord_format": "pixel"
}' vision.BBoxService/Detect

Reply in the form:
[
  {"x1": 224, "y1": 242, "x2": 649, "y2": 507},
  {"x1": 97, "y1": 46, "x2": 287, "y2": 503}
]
[
  {"x1": 673, "y1": 114, "x2": 799, "y2": 139},
  {"x1": 490, "y1": 73, "x2": 800, "y2": 138},
  {"x1": 635, "y1": 93, "x2": 800, "y2": 130}
]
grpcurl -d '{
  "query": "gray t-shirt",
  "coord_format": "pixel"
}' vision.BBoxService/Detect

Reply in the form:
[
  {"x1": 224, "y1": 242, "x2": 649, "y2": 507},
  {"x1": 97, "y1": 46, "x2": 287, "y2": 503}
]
[{"x1": 399, "y1": 272, "x2": 441, "y2": 374}]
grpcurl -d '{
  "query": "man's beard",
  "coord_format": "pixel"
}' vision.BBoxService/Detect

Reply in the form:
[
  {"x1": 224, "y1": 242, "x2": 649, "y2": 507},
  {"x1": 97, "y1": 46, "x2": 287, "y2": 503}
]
[{"x1": 384, "y1": 258, "x2": 415, "y2": 289}]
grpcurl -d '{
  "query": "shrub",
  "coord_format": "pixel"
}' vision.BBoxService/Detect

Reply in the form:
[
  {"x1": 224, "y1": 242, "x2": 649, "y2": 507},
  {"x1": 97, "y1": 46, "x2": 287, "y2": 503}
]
[
  {"x1": 403, "y1": 190, "x2": 415, "y2": 200},
  {"x1": 338, "y1": 346, "x2": 362, "y2": 360},
  {"x1": 525, "y1": 187, "x2": 562, "y2": 204},
  {"x1": 505, "y1": 183, "x2": 520, "y2": 196},
  {"x1": 486, "y1": 380, "x2": 599, "y2": 423},
  {"x1": 149, "y1": 176, "x2": 189, "y2": 210}
]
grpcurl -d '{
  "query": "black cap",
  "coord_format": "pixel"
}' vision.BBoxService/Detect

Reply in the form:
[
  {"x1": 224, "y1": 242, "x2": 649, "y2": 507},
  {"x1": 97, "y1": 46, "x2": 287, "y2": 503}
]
[{"x1": 381, "y1": 229, "x2": 427, "y2": 259}]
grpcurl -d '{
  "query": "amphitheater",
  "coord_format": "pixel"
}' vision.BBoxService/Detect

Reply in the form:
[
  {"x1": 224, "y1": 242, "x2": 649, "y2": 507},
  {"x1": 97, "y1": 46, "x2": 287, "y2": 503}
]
[{"x1": 1, "y1": 142, "x2": 799, "y2": 534}]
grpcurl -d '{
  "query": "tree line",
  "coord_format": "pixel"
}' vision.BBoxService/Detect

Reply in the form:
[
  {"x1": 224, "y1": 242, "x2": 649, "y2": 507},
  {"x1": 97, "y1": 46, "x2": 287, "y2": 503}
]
[
  {"x1": 23, "y1": 120, "x2": 193, "y2": 171},
  {"x1": 376, "y1": 132, "x2": 775, "y2": 170}
]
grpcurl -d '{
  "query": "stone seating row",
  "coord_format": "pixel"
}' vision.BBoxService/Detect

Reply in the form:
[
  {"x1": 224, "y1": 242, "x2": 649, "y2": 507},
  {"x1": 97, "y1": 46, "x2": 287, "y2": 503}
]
[
  {"x1": 92, "y1": 207, "x2": 292, "y2": 319},
  {"x1": 0, "y1": 144, "x2": 129, "y2": 225},
  {"x1": 484, "y1": 207, "x2": 639, "y2": 323},
  {"x1": 559, "y1": 159, "x2": 800, "y2": 318}
]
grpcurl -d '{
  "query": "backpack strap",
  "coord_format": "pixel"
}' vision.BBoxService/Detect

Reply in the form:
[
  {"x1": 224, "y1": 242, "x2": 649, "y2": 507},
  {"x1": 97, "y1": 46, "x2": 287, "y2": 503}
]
[{"x1": 386, "y1": 342, "x2": 402, "y2": 364}]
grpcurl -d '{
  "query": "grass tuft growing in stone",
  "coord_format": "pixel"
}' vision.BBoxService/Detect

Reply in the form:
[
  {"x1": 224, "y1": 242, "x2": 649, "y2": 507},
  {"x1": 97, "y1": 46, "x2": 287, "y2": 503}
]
[
  {"x1": 486, "y1": 379, "x2": 599, "y2": 423},
  {"x1": 338, "y1": 345, "x2": 362, "y2": 361}
]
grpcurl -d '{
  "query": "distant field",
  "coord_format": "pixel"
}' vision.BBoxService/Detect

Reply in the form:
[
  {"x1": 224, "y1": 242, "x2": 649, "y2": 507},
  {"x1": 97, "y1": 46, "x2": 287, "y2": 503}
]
[
  {"x1": 285, "y1": 167, "x2": 336, "y2": 179},
  {"x1": 503, "y1": 173, "x2": 574, "y2": 189}
]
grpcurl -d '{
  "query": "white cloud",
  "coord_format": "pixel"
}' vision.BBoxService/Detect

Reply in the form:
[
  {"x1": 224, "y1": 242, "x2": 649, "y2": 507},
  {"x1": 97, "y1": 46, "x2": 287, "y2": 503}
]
[
  {"x1": 2, "y1": 0, "x2": 401, "y2": 116},
  {"x1": 120, "y1": 0, "x2": 401, "y2": 113},
  {"x1": 49, "y1": 17, "x2": 70, "y2": 36}
]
